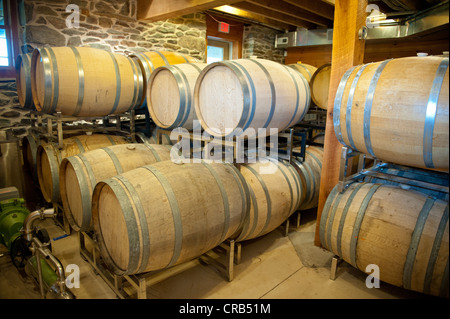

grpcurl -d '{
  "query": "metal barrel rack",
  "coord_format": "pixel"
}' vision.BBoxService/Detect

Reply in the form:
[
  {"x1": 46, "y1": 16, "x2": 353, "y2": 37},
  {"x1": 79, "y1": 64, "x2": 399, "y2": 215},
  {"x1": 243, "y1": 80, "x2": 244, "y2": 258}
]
[
  {"x1": 28, "y1": 110, "x2": 139, "y2": 147},
  {"x1": 26, "y1": 110, "x2": 140, "y2": 235},
  {"x1": 79, "y1": 230, "x2": 237, "y2": 299},
  {"x1": 76, "y1": 123, "x2": 313, "y2": 298}
]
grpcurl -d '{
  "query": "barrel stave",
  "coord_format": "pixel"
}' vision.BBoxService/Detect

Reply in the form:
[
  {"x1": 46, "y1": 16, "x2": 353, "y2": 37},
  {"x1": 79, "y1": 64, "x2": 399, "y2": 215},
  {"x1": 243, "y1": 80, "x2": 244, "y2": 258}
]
[
  {"x1": 60, "y1": 143, "x2": 171, "y2": 231},
  {"x1": 37, "y1": 134, "x2": 127, "y2": 203},
  {"x1": 92, "y1": 161, "x2": 247, "y2": 275},
  {"x1": 335, "y1": 56, "x2": 449, "y2": 169},
  {"x1": 320, "y1": 182, "x2": 449, "y2": 297},
  {"x1": 148, "y1": 63, "x2": 207, "y2": 130},
  {"x1": 236, "y1": 158, "x2": 302, "y2": 242},
  {"x1": 31, "y1": 47, "x2": 144, "y2": 116},
  {"x1": 194, "y1": 59, "x2": 310, "y2": 138}
]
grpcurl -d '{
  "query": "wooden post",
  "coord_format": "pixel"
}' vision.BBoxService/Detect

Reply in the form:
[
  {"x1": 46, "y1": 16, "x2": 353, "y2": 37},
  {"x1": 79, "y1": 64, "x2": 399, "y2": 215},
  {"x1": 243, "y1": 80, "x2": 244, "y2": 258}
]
[{"x1": 314, "y1": 0, "x2": 368, "y2": 246}]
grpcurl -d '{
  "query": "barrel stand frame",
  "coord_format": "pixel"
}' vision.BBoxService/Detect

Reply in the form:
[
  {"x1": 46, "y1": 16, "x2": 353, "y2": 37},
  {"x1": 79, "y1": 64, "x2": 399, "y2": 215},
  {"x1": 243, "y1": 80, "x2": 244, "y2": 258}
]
[
  {"x1": 231, "y1": 211, "x2": 301, "y2": 270},
  {"x1": 52, "y1": 202, "x2": 71, "y2": 236},
  {"x1": 28, "y1": 110, "x2": 138, "y2": 148},
  {"x1": 283, "y1": 211, "x2": 302, "y2": 236},
  {"x1": 328, "y1": 146, "x2": 449, "y2": 280},
  {"x1": 79, "y1": 231, "x2": 238, "y2": 299},
  {"x1": 298, "y1": 105, "x2": 327, "y2": 127},
  {"x1": 27, "y1": 111, "x2": 139, "y2": 236}
]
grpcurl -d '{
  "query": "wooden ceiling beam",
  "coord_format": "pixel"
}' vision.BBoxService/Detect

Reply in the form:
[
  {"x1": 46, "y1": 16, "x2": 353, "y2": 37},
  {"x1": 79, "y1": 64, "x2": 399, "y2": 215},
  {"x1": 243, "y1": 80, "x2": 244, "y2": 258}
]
[
  {"x1": 284, "y1": 0, "x2": 335, "y2": 20},
  {"x1": 231, "y1": 2, "x2": 316, "y2": 29},
  {"x1": 246, "y1": 0, "x2": 332, "y2": 27},
  {"x1": 137, "y1": 0, "x2": 242, "y2": 21},
  {"x1": 211, "y1": 6, "x2": 294, "y2": 31}
]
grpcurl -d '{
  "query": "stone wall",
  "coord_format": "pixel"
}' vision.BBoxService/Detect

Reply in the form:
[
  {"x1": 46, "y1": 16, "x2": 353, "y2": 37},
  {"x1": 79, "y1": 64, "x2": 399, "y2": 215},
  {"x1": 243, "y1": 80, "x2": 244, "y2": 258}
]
[
  {"x1": 0, "y1": 81, "x2": 28, "y2": 137},
  {"x1": 243, "y1": 25, "x2": 285, "y2": 64},
  {"x1": 1, "y1": 0, "x2": 286, "y2": 139},
  {"x1": 0, "y1": 0, "x2": 207, "y2": 139},
  {"x1": 21, "y1": 0, "x2": 207, "y2": 60}
]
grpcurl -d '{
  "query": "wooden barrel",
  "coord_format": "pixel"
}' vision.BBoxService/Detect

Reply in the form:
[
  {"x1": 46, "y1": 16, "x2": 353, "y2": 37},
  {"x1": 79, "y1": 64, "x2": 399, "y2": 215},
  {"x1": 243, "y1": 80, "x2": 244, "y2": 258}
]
[
  {"x1": 334, "y1": 56, "x2": 449, "y2": 169},
  {"x1": 364, "y1": 166, "x2": 449, "y2": 202},
  {"x1": 130, "y1": 50, "x2": 198, "y2": 108},
  {"x1": 22, "y1": 133, "x2": 42, "y2": 181},
  {"x1": 59, "y1": 143, "x2": 171, "y2": 232},
  {"x1": 31, "y1": 46, "x2": 145, "y2": 116},
  {"x1": 15, "y1": 53, "x2": 34, "y2": 109},
  {"x1": 291, "y1": 146, "x2": 323, "y2": 210},
  {"x1": 92, "y1": 161, "x2": 249, "y2": 275},
  {"x1": 194, "y1": 58, "x2": 310, "y2": 138},
  {"x1": 36, "y1": 134, "x2": 127, "y2": 203},
  {"x1": 148, "y1": 63, "x2": 207, "y2": 130},
  {"x1": 320, "y1": 182, "x2": 449, "y2": 298},
  {"x1": 235, "y1": 158, "x2": 302, "y2": 242},
  {"x1": 312, "y1": 132, "x2": 325, "y2": 145},
  {"x1": 287, "y1": 62, "x2": 317, "y2": 83},
  {"x1": 135, "y1": 131, "x2": 173, "y2": 145},
  {"x1": 310, "y1": 63, "x2": 331, "y2": 110},
  {"x1": 22, "y1": 131, "x2": 80, "y2": 181}
]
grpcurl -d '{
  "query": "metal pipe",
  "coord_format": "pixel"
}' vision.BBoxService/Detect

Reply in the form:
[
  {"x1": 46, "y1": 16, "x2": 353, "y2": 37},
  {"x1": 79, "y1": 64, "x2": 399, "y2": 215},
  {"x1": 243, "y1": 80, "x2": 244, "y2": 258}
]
[
  {"x1": 23, "y1": 208, "x2": 55, "y2": 241},
  {"x1": 32, "y1": 237, "x2": 75, "y2": 299},
  {"x1": 45, "y1": 251, "x2": 66, "y2": 294},
  {"x1": 23, "y1": 208, "x2": 75, "y2": 298},
  {"x1": 33, "y1": 242, "x2": 45, "y2": 298}
]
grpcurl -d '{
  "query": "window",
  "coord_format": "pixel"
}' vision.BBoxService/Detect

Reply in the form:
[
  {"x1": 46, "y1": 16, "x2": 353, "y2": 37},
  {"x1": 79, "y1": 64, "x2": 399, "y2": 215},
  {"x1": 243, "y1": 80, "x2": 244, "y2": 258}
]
[
  {"x1": 0, "y1": 2, "x2": 8, "y2": 66},
  {"x1": 0, "y1": 0, "x2": 20, "y2": 78},
  {"x1": 207, "y1": 37, "x2": 233, "y2": 64},
  {"x1": 205, "y1": 14, "x2": 243, "y2": 62}
]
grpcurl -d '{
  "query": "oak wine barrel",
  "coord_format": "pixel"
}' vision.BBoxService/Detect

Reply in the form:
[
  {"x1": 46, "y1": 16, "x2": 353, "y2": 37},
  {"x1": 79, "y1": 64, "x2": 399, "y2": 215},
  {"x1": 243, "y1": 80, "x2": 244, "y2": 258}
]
[
  {"x1": 235, "y1": 157, "x2": 302, "y2": 242},
  {"x1": 135, "y1": 131, "x2": 173, "y2": 145},
  {"x1": 130, "y1": 50, "x2": 198, "y2": 108},
  {"x1": 15, "y1": 53, "x2": 34, "y2": 109},
  {"x1": 334, "y1": 56, "x2": 449, "y2": 169},
  {"x1": 36, "y1": 134, "x2": 127, "y2": 203},
  {"x1": 22, "y1": 133, "x2": 42, "y2": 181},
  {"x1": 312, "y1": 133, "x2": 325, "y2": 145},
  {"x1": 92, "y1": 161, "x2": 249, "y2": 275},
  {"x1": 287, "y1": 62, "x2": 318, "y2": 83},
  {"x1": 194, "y1": 58, "x2": 310, "y2": 138},
  {"x1": 148, "y1": 63, "x2": 207, "y2": 130},
  {"x1": 310, "y1": 63, "x2": 331, "y2": 110},
  {"x1": 31, "y1": 46, "x2": 145, "y2": 116},
  {"x1": 60, "y1": 143, "x2": 172, "y2": 231},
  {"x1": 320, "y1": 182, "x2": 449, "y2": 298},
  {"x1": 291, "y1": 146, "x2": 323, "y2": 210}
]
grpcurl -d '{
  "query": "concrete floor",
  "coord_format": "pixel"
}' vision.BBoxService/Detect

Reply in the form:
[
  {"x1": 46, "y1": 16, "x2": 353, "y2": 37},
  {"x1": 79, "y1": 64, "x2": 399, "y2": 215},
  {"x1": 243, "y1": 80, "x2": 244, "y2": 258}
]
[{"x1": 0, "y1": 209, "x2": 431, "y2": 300}]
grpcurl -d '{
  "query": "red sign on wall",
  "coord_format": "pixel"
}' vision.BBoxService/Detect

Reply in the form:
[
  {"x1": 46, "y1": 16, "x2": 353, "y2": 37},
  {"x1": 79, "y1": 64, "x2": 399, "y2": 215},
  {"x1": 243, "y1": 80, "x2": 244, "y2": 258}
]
[{"x1": 218, "y1": 22, "x2": 230, "y2": 33}]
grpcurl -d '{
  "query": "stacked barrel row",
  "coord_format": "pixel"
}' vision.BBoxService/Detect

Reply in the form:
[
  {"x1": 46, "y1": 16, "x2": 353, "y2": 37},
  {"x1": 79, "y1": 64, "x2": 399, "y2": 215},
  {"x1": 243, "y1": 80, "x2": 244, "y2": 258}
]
[
  {"x1": 320, "y1": 56, "x2": 449, "y2": 298},
  {"x1": 287, "y1": 62, "x2": 331, "y2": 110},
  {"x1": 88, "y1": 55, "x2": 320, "y2": 273},
  {"x1": 58, "y1": 145, "x2": 323, "y2": 275},
  {"x1": 16, "y1": 46, "x2": 324, "y2": 278},
  {"x1": 16, "y1": 47, "x2": 198, "y2": 114},
  {"x1": 17, "y1": 47, "x2": 316, "y2": 139},
  {"x1": 148, "y1": 60, "x2": 328, "y2": 133},
  {"x1": 148, "y1": 58, "x2": 312, "y2": 136},
  {"x1": 17, "y1": 48, "x2": 198, "y2": 206}
]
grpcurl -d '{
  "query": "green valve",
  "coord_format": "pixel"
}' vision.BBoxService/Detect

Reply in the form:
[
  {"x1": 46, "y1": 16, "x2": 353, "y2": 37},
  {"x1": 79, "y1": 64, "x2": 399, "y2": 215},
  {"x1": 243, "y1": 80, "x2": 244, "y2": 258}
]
[
  {"x1": 28, "y1": 255, "x2": 59, "y2": 290},
  {"x1": 0, "y1": 198, "x2": 30, "y2": 251}
]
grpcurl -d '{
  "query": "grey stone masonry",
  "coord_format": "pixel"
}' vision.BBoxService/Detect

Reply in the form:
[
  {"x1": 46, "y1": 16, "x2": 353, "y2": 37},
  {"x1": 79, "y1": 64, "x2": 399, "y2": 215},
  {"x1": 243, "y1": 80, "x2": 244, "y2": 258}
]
[
  {"x1": 20, "y1": 0, "x2": 207, "y2": 61},
  {"x1": 2, "y1": 1, "x2": 285, "y2": 138},
  {"x1": 1, "y1": 0, "x2": 207, "y2": 138},
  {"x1": 243, "y1": 25, "x2": 285, "y2": 64}
]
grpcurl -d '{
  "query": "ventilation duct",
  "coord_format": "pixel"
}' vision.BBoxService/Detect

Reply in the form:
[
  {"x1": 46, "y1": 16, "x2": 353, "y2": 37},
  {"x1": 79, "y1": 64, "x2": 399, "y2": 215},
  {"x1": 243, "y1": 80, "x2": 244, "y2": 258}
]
[{"x1": 275, "y1": 0, "x2": 448, "y2": 48}]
